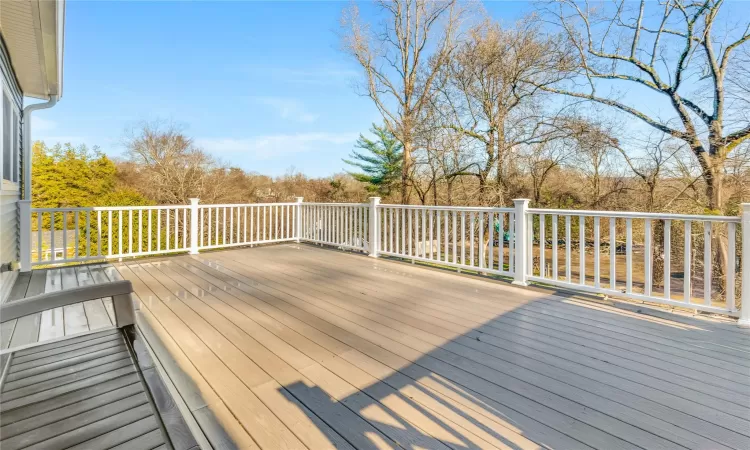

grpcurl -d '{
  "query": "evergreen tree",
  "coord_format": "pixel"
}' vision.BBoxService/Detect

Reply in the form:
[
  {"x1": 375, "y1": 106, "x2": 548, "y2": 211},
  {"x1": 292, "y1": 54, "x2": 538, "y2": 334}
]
[{"x1": 343, "y1": 124, "x2": 403, "y2": 197}]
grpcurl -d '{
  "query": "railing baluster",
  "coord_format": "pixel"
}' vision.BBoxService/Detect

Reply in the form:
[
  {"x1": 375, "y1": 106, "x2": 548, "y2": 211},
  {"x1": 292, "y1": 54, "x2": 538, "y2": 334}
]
[
  {"x1": 644, "y1": 219, "x2": 652, "y2": 296},
  {"x1": 552, "y1": 215, "x2": 558, "y2": 281},
  {"x1": 609, "y1": 217, "x2": 616, "y2": 289},
  {"x1": 118, "y1": 210, "x2": 123, "y2": 256},
  {"x1": 452, "y1": 212, "x2": 457, "y2": 264},
  {"x1": 626, "y1": 218, "x2": 632, "y2": 294},
  {"x1": 223, "y1": 207, "x2": 227, "y2": 245},
  {"x1": 109, "y1": 211, "x2": 113, "y2": 256},
  {"x1": 509, "y1": 212, "x2": 515, "y2": 274},
  {"x1": 664, "y1": 219, "x2": 671, "y2": 300},
  {"x1": 579, "y1": 216, "x2": 585, "y2": 285},
  {"x1": 51, "y1": 213, "x2": 56, "y2": 263},
  {"x1": 148, "y1": 210, "x2": 152, "y2": 252},
  {"x1": 499, "y1": 212, "x2": 505, "y2": 272},
  {"x1": 461, "y1": 212, "x2": 466, "y2": 265},
  {"x1": 727, "y1": 222, "x2": 736, "y2": 311},
  {"x1": 97, "y1": 211, "x2": 102, "y2": 257},
  {"x1": 138, "y1": 210, "x2": 143, "y2": 254},
  {"x1": 156, "y1": 210, "x2": 161, "y2": 252},
  {"x1": 469, "y1": 212, "x2": 474, "y2": 266},
  {"x1": 62, "y1": 211, "x2": 67, "y2": 261},
  {"x1": 684, "y1": 220, "x2": 692, "y2": 303},
  {"x1": 444, "y1": 211, "x2": 449, "y2": 264},
  {"x1": 128, "y1": 210, "x2": 133, "y2": 255},
  {"x1": 478, "y1": 212, "x2": 484, "y2": 269},
  {"x1": 704, "y1": 221, "x2": 712, "y2": 307},
  {"x1": 199, "y1": 208, "x2": 204, "y2": 247},
  {"x1": 166, "y1": 209, "x2": 170, "y2": 251},
  {"x1": 175, "y1": 208, "x2": 179, "y2": 249},
  {"x1": 183, "y1": 208, "x2": 188, "y2": 249},
  {"x1": 565, "y1": 215, "x2": 571, "y2": 282},
  {"x1": 436, "y1": 209, "x2": 442, "y2": 260},
  {"x1": 421, "y1": 209, "x2": 426, "y2": 259},
  {"x1": 594, "y1": 216, "x2": 600, "y2": 288},
  {"x1": 37, "y1": 213, "x2": 43, "y2": 263},
  {"x1": 74, "y1": 212, "x2": 79, "y2": 260},
  {"x1": 539, "y1": 214, "x2": 545, "y2": 277}
]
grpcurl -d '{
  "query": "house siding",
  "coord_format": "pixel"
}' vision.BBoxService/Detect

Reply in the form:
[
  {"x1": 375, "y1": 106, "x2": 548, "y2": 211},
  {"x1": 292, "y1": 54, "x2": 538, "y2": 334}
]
[{"x1": 0, "y1": 32, "x2": 24, "y2": 298}]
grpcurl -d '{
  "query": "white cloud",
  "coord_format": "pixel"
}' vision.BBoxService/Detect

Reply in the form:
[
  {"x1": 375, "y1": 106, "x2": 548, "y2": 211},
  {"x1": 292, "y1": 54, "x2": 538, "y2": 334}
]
[
  {"x1": 254, "y1": 97, "x2": 318, "y2": 123},
  {"x1": 196, "y1": 132, "x2": 358, "y2": 160}
]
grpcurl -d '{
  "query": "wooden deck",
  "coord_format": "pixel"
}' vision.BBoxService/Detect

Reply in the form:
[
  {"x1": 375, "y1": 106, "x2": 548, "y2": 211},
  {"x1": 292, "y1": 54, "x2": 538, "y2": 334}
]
[{"x1": 109, "y1": 243, "x2": 750, "y2": 450}]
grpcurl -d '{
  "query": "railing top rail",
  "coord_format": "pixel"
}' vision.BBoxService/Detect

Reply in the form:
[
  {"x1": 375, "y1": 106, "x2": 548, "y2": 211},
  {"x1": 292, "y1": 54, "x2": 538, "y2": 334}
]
[
  {"x1": 31, "y1": 205, "x2": 191, "y2": 212},
  {"x1": 526, "y1": 208, "x2": 740, "y2": 222},
  {"x1": 302, "y1": 202, "x2": 367, "y2": 207},
  {"x1": 199, "y1": 202, "x2": 298, "y2": 208},
  {"x1": 380, "y1": 203, "x2": 514, "y2": 213}
]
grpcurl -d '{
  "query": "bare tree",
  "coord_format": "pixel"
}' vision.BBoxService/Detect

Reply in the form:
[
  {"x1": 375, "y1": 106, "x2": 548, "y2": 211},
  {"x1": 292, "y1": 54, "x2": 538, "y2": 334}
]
[
  {"x1": 523, "y1": 140, "x2": 572, "y2": 205},
  {"x1": 124, "y1": 121, "x2": 215, "y2": 204},
  {"x1": 537, "y1": 0, "x2": 749, "y2": 290},
  {"x1": 539, "y1": 0, "x2": 749, "y2": 213},
  {"x1": 341, "y1": 0, "x2": 463, "y2": 202},
  {"x1": 436, "y1": 16, "x2": 572, "y2": 205}
]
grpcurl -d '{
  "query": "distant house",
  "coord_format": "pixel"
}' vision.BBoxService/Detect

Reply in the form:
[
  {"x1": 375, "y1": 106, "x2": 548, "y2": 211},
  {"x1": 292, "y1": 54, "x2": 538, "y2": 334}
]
[{"x1": 0, "y1": 0, "x2": 65, "y2": 300}]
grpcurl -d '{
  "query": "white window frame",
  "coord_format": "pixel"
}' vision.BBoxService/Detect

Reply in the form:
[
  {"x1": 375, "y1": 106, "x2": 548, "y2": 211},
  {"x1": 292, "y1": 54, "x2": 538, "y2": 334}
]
[{"x1": 1, "y1": 80, "x2": 21, "y2": 190}]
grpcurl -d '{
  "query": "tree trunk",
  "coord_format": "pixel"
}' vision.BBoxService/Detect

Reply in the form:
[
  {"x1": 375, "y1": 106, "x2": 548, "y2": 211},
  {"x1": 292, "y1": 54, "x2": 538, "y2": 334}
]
[
  {"x1": 705, "y1": 155, "x2": 729, "y2": 300},
  {"x1": 401, "y1": 140, "x2": 412, "y2": 204}
]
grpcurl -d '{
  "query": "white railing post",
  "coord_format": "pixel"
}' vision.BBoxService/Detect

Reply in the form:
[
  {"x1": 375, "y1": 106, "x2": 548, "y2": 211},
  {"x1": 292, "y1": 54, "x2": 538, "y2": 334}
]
[
  {"x1": 19, "y1": 200, "x2": 32, "y2": 272},
  {"x1": 295, "y1": 197, "x2": 303, "y2": 243},
  {"x1": 189, "y1": 198, "x2": 199, "y2": 255},
  {"x1": 513, "y1": 199, "x2": 530, "y2": 286},
  {"x1": 368, "y1": 197, "x2": 381, "y2": 257},
  {"x1": 739, "y1": 203, "x2": 750, "y2": 327}
]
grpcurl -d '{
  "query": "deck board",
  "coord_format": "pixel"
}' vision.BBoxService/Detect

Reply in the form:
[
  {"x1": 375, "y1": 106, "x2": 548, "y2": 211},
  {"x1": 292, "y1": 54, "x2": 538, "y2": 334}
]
[{"x1": 108, "y1": 244, "x2": 750, "y2": 450}]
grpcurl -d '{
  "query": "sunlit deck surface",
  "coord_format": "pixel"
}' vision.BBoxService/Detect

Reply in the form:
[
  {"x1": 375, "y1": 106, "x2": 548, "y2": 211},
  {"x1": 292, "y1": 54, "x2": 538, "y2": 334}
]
[
  {"x1": 118, "y1": 243, "x2": 750, "y2": 450},
  {"x1": 29, "y1": 244, "x2": 750, "y2": 449}
]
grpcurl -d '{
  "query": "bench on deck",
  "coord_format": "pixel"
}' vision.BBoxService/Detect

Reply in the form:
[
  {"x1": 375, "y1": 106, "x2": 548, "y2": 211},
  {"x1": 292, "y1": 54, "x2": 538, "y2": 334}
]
[{"x1": 0, "y1": 280, "x2": 196, "y2": 449}]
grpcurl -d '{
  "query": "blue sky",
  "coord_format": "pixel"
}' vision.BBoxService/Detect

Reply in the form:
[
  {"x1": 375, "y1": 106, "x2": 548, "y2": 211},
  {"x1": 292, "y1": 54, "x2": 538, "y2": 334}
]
[{"x1": 31, "y1": 0, "x2": 532, "y2": 177}]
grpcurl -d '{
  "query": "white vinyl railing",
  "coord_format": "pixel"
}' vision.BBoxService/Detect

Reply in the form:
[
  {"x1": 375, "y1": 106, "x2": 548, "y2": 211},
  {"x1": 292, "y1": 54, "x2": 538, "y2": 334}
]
[
  {"x1": 525, "y1": 209, "x2": 741, "y2": 316},
  {"x1": 378, "y1": 203, "x2": 516, "y2": 277},
  {"x1": 299, "y1": 203, "x2": 369, "y2": 252},
  {"x1": 18, "y1": 197, "x2": 749, "y2": 324}
]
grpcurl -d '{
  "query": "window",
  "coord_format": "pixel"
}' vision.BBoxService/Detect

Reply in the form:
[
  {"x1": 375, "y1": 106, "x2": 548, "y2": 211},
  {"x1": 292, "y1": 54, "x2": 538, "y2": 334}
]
[
  {"x1": 12, "y1": 109, "x2": 18, "y2": 183},
  {"x1": 2, "y1": 89, "x2": 10, "y2": 182}
]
